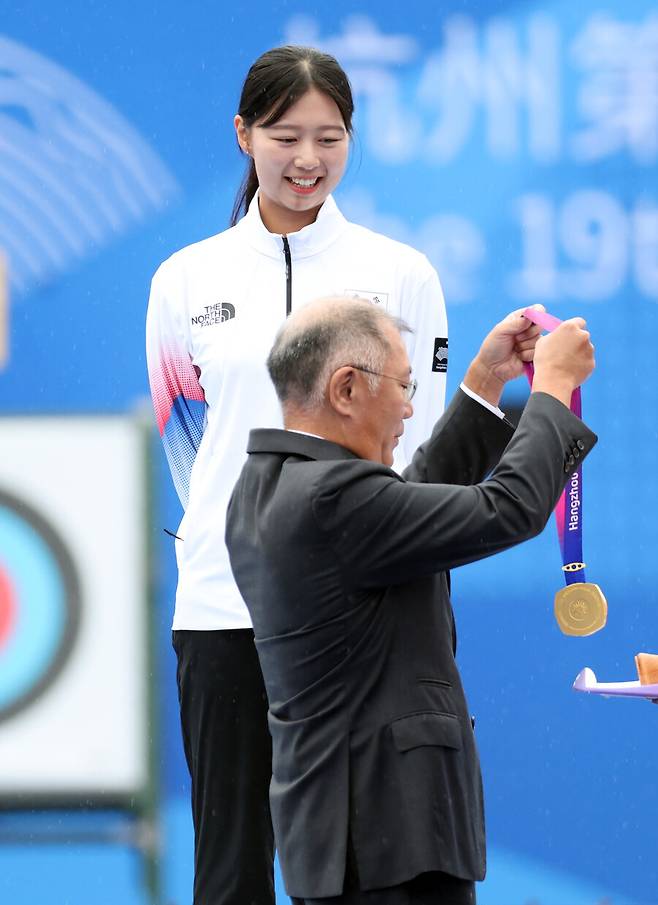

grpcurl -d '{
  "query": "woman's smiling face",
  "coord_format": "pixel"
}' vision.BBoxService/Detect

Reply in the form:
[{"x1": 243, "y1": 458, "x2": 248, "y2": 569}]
[{"x1": 235, "y1": 87, "x2": 349, "y2": 235}]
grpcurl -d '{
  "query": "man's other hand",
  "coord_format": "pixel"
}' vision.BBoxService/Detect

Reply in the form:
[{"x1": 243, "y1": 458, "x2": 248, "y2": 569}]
[{"x1": 532, "y1": 318, "x2": 595, "y2": 407}]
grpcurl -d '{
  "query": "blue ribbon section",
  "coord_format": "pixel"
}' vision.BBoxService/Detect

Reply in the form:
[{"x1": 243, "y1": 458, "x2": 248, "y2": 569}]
[{"x1": 522, "y1": 309, "x2": 587, "y2": 589}]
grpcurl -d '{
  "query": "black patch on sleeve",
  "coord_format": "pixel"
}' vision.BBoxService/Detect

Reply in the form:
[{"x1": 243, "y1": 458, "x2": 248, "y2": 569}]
[{"x1": 432, "y1": 337, "x2": 448, "y2": 373}]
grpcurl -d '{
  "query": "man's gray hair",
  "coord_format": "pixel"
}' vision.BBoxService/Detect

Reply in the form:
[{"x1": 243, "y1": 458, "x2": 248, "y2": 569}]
[{"x1": 267, "y1": 297, "x2": 410, "y2": 412}]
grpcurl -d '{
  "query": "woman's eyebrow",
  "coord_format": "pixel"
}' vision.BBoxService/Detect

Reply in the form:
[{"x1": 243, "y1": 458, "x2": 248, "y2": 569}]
[{"x1": 266, "y1": 122, "x2": 346, "y2": 132}]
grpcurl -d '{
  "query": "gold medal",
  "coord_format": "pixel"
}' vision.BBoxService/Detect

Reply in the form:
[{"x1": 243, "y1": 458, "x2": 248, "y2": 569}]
[{"x1": 554, "y1": 582, "x2": 607, "y2": 636}]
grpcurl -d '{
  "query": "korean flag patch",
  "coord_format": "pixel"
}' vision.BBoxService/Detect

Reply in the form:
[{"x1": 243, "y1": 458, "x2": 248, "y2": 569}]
[{"x1": 344, "y1": 289, "x2": 389, "y2": 309}]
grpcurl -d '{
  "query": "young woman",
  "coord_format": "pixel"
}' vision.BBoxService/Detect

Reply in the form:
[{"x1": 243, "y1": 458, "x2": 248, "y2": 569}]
[{"x1": 146, "y1": 45, "x2": 449, "y2": 905}]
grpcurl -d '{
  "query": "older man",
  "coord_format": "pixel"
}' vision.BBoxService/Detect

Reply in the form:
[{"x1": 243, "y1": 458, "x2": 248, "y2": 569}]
[{"x1": 225, "y1": 298, "x2": 596, "y2": 905}]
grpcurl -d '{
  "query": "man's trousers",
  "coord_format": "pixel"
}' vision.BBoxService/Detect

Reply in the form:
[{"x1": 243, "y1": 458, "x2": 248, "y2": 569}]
[{"x1": 291, "y1": 870, "x2": 476, "y2": 904}]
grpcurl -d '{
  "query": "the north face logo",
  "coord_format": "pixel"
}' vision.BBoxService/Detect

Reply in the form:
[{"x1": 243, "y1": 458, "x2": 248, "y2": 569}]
[{"x1": 191, "y1": 303, "x2": 236, "y2": 326}]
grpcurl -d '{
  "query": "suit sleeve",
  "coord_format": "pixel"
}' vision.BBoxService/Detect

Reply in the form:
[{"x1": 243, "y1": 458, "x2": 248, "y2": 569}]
[
  {"x1": 403, "y1": 389, "x2": 514, "y2": 486},
  {"x1": 145, "y1": 260, "x2": 206, "y2": 508},
  {"x1": 393, "y1": 263, "x2": 448, "y2": 472},
  {"x1": 313, "y1": 392, "x2": 597, "y2": 590}
]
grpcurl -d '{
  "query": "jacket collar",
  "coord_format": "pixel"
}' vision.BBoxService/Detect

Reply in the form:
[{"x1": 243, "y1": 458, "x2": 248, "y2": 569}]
[
  {"x1": 247, "y1": 428, "x2": 358, "y2": 462},
  {"x1": 235, "y1": 192, "x2": 348, "y2": 260}
]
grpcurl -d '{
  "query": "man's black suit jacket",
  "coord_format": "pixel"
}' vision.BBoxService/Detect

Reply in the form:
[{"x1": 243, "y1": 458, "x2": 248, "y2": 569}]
[{"x1": 226, "y1": 389, "x2": 597, "y2": 899}]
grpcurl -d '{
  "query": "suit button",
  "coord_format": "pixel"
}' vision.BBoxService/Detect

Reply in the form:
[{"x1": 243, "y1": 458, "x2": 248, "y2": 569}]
[
  {"x1": 566, "y1": 455, "x2": 575, "y2": 467},
  {"x1": 564, "y1": 463, "x2": 571, "y2": 473},
  {"x1": 573, "y1": 446, "x2": 580, "y2": 458},
  {"x1": 577, "y1": 439, "x2": 585, "y2": 450}
]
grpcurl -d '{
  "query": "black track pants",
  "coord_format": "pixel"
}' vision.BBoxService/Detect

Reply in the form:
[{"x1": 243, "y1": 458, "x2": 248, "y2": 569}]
[{"x1": 173, "y1": 629, "x2": 274, "y2": 905}]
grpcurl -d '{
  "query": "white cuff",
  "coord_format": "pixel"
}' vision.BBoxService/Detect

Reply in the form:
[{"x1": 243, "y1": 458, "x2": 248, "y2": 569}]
[{"x1": 460, "y1": 382, "x2": 505, "y2": 419}]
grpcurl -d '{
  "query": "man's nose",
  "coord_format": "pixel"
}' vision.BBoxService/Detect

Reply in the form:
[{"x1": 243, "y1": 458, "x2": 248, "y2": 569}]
[{"x1": 403, "y1": 400, "x2": 414, "y2": 419}]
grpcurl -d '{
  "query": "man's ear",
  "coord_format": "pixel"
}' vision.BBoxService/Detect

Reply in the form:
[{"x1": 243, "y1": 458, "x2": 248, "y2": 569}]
[
  {"x1": 328, "y1": 366, "x2": 357, "y2": 417},
  {"x1": 234, "y1": 115, "x2": 251, "y2": 154}
]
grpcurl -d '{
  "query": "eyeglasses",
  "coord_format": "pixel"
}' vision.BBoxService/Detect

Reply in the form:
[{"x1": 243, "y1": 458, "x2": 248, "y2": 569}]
[{"x1": 349, "y1": 365, "x2": 417, "y2": 402}]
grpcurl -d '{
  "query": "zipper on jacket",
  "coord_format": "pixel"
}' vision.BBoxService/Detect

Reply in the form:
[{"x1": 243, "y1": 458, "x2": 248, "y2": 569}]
[{"x1": 282, "y1": 235, "x2": 292, "y2": 317}]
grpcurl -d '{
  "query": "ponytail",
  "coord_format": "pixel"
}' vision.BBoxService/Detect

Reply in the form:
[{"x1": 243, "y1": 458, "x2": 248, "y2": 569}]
[{"x1": 230, "y1": 158, "x2": 259, "y2": 227}]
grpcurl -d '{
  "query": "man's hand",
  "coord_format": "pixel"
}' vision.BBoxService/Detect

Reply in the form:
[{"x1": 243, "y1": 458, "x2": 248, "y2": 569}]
[
  {"x1": 463, "y1": 306, "x2": 544, "y2": 407},
  {"x1": 532, "y1": 318, "x2": 595, "y2": 407}
]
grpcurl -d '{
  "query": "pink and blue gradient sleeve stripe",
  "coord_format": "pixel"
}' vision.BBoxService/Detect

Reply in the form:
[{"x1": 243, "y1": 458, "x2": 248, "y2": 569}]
[{"x1": 149, "y1": 348, "x2": 206, "y2": 507}]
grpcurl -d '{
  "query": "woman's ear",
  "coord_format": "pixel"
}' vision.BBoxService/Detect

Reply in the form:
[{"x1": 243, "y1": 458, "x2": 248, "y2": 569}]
[{"x1": 234, "y1": 115, "x2": 251, "y2": 155}]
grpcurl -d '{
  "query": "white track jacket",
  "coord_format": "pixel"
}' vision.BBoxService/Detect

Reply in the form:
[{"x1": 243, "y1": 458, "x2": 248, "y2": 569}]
[{"x1": 146, "y1": 193, "x2": 449, "y2": 629}]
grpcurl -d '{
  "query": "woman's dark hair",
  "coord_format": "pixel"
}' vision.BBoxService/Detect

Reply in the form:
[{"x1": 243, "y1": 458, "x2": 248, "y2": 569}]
[{"x1": 230, "y1": 45, "x2": 354, "y2": 226}]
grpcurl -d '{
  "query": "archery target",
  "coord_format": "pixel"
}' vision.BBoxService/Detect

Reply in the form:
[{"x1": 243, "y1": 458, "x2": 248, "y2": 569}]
[
  {"x1": 0, "y1": 489, "x2": 81, "y2": 723},
  {"x1": 0, "y1": 416, "x2": 149, "y2": 799}
]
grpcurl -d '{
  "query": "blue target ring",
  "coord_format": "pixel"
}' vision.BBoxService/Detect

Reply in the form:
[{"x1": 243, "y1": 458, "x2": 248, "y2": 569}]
[{"x1": 0, "y1": 488, "x2": 81, "y2": 722}]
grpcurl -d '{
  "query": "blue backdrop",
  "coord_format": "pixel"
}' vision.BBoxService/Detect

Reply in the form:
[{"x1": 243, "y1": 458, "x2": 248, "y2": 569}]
[{"x1": 1, "y1": 2, "x2": 657, "y2": 903}]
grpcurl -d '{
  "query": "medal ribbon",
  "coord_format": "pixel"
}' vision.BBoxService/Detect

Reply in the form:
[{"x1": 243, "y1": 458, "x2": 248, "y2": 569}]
[{"x1": 521, "y1": 308, "x2": 586, "y2": 588}]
